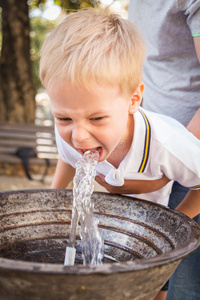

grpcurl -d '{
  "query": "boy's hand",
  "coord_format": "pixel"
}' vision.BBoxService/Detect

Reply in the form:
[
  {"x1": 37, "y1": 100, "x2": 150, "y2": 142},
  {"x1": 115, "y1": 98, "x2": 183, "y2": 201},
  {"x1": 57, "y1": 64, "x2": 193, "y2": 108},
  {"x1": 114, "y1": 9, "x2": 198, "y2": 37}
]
[{"x1": 95, "y1": 174, "x2": 170, "y2": 194}]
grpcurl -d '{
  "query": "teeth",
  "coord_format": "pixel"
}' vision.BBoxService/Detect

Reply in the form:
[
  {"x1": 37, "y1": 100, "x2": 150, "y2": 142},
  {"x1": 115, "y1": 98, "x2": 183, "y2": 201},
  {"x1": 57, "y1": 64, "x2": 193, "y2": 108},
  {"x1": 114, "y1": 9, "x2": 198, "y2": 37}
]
[
  {"x1": 81, "y1": 147, "x2": 101, "y2": 153},
  {"x1": 78, "y1": 147, "x2": 101, "y2": 158}
]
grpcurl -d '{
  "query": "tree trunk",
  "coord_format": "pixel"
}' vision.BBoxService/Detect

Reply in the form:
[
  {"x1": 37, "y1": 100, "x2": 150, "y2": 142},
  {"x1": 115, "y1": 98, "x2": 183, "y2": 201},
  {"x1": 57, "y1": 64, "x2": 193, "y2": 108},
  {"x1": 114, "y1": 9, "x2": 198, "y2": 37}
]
[{"x1": 0, "y1": 0, "x2": 36, "y2": 124}]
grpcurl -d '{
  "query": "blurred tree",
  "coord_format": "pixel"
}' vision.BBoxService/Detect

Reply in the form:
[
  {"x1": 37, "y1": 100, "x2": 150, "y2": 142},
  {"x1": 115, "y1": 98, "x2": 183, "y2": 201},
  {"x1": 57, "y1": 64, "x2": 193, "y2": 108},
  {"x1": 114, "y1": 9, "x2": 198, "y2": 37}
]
[
  {"x1": 30, "y1": 17, "x2": 56, "y2": 91},
  {"x1": 0, "y1": 0, "x2": 99, "y2": 124},
  {"x1": 0, "y1": 0, "x2": 36, "y2": 123}
]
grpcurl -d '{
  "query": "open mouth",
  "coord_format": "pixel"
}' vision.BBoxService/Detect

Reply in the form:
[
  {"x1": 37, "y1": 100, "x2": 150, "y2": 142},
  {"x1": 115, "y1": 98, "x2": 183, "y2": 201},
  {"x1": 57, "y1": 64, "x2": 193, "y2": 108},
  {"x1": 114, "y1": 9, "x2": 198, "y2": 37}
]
[{"x1": 78, "y1": 147, "x2": 102, "y2": 159}]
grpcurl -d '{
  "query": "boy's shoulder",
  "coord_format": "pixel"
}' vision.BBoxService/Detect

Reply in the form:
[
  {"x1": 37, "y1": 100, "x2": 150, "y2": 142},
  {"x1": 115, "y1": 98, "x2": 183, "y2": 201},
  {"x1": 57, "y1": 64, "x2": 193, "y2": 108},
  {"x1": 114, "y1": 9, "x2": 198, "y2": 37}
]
[
  {"x1": 139, "y1": 106, "x2": 184, "y2": 127},
  {"x1": 137, "y1": 107, "x2": 200, "y2": 167},
  {"x1": 138, "y1": 107, "x2": 188, "y2": 141}
]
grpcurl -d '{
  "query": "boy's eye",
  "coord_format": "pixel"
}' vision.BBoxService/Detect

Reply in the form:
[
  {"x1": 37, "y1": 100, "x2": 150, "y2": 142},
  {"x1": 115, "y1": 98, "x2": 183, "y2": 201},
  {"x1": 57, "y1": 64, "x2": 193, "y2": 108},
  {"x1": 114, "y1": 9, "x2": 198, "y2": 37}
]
[
  {"x1": 91, "y1": 117, "x2": 104, "y2": 121},
  {"x1": 56, "y1": 117, "x2": 71, "y2": 121}
]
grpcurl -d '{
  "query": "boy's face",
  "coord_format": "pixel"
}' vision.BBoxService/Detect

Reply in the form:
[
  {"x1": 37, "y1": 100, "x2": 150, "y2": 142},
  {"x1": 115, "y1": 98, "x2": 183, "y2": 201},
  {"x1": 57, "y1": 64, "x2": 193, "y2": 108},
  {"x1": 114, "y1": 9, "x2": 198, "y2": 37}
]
[{"x1": 48, "y1": 81, "x2": 136, "y2": 163}]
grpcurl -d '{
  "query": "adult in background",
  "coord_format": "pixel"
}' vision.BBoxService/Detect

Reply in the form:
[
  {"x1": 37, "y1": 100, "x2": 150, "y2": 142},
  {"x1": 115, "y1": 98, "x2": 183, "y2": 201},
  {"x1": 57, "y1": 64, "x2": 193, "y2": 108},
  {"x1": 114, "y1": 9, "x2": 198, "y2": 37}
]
[{"x1": 128, "y1": 1, "x2": 200, "y2": 300}]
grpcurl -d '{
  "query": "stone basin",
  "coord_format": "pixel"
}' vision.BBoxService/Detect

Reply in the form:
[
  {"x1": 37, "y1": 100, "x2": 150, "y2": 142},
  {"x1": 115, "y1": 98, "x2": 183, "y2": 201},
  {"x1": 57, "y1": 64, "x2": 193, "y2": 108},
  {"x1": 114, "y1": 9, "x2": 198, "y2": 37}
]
[{"x1": 0, "y1": 189, "x2": 199, "y2": 300}]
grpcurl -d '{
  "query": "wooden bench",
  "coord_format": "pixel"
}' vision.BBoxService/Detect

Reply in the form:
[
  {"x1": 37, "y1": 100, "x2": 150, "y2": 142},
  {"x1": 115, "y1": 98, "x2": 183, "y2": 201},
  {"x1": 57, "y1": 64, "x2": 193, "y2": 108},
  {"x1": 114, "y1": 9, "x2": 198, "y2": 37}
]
[{"x1": 0, "y1": 122, "x2": 58, "y2": 179}]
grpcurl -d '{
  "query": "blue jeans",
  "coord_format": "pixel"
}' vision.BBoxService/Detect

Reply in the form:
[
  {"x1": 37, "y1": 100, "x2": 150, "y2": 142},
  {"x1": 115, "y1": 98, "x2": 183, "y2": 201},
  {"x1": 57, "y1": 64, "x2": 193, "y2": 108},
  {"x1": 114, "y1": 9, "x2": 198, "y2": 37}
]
[{"x1": 166, "y1": 182, "x2": 200, "y2": 300}]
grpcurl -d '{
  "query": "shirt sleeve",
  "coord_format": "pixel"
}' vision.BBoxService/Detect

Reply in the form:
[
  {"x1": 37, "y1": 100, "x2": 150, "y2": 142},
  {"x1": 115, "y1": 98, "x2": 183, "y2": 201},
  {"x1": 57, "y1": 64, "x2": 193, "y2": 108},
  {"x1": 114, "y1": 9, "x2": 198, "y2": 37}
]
[
  {"x1": 178, "y1": 0, "x2": 200, "y2": 35},
  {"x1": 153, "y1": 130, "x2": 200, "y2": 190}
]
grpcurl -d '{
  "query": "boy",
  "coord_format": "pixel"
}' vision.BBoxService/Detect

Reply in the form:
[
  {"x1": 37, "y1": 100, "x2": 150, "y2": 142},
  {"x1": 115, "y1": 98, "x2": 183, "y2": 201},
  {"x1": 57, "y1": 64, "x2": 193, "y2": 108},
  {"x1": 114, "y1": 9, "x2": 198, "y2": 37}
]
[{"x1": 40, "y1": 9, "x2": 200, "y2": 220}]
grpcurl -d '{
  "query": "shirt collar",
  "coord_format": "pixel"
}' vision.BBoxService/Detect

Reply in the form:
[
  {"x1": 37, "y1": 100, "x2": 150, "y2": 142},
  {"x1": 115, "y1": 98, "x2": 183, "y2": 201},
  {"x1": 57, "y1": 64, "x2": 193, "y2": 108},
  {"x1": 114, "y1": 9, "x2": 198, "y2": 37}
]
[{"x1": 96, "y1": 107, "x2": 151, "y2": 186}]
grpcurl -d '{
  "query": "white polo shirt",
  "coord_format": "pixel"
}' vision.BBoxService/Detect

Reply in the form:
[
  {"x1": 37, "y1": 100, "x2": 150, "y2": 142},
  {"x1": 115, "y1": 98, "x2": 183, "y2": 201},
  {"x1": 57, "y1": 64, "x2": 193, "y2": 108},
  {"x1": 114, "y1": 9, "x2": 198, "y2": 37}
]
[{"x1": 55, "y1": 107, "x2": 200, "y2": 206}]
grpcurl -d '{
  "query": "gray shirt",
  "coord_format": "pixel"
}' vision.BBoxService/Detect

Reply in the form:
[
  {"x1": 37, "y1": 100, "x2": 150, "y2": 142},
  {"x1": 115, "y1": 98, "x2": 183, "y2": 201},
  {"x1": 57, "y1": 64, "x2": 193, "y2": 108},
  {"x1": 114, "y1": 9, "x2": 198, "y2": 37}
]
[{"x1": 128, "y1": 0, "x2": 200, "y2": 126}]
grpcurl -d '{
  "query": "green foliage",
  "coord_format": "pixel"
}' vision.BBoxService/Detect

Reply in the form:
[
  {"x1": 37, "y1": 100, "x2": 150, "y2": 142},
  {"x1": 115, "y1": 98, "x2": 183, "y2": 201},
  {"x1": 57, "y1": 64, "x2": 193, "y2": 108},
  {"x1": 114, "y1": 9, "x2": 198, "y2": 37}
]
[
  {"x1": 56, "y1": 0, "x2": 100, "y2": 13},
  {"x1": 30, "y1": 17, "x2": 56, "y2": 90},
  {"x1": 28, "y1": 0, "x2": 99, "y2": 13},
  {"x1": 28, "y1": 0, "x2": 47, "y2": 11}
]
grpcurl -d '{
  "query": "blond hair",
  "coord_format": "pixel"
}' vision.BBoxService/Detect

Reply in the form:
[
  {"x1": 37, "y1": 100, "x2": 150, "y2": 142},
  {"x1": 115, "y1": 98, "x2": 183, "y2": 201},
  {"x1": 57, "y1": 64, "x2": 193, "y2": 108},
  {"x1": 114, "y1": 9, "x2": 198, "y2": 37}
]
[{"x1": 39, "y1": 9, "x2": 145, "y2": 95}]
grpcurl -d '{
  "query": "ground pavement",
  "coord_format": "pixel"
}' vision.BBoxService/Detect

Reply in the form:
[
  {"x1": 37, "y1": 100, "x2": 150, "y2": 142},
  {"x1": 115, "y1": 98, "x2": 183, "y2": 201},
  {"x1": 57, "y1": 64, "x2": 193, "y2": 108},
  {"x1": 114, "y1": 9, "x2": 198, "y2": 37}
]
[
  {"x1": 0, "y1": 175, "x2": 53, "y2": 192},
  {"x1": 0, "y1": 175, "x2": 107, "y2": 193}
]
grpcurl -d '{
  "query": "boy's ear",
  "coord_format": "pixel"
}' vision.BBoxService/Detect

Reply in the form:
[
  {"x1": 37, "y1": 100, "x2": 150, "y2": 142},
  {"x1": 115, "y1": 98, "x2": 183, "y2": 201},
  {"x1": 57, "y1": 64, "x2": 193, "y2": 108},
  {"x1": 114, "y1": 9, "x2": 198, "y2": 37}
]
[{"x1": 128, "y1": 82, "x2": 144, "y2": 114}]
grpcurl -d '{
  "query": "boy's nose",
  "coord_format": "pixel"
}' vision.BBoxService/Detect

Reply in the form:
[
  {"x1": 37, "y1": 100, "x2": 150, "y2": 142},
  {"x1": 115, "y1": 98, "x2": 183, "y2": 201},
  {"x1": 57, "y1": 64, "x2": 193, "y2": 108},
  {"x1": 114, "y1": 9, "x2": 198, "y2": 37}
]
[{"x1": 72, "y1": 125, "x2": 89, "y2": 144}]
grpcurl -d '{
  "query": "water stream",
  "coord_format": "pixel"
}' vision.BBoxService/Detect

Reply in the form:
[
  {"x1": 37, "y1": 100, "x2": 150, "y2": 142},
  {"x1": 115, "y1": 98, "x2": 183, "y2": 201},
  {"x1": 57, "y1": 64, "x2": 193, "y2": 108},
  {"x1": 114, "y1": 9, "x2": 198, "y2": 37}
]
[{"x1": 69, "y1": 150, "x2": 104, "y2": 265}]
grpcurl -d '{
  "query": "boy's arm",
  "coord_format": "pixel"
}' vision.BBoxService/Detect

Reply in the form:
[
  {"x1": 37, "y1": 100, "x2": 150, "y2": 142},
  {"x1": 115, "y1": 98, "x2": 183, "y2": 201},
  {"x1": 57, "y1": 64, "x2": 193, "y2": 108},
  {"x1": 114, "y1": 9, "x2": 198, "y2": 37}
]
[
  {"x1": 95, "y1": 174, "x2": 170, "y2": 194},
  {"x1": 175, "y1": 189, "x2": 200, "y2": 218},
  {"x1": 51, "y1": 158, "x2": 75, "y2": 189}
]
